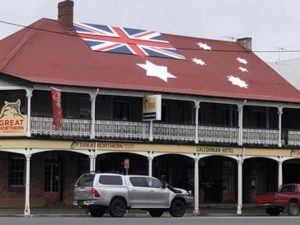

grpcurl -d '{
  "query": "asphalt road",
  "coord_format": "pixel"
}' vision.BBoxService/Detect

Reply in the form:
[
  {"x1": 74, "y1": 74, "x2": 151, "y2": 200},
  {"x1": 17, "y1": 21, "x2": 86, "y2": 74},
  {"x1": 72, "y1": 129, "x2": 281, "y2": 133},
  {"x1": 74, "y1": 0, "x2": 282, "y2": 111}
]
[{"x1": 0, "y1": 216, "x2": 299, "y2": 225}]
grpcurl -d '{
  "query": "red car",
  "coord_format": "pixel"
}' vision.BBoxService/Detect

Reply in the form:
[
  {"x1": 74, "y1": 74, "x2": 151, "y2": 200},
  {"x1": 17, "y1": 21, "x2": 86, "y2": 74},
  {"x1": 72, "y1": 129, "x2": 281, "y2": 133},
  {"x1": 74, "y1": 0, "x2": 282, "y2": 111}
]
[{"x1": 256, "y1": 183, "x2": 300, "y2": 216}]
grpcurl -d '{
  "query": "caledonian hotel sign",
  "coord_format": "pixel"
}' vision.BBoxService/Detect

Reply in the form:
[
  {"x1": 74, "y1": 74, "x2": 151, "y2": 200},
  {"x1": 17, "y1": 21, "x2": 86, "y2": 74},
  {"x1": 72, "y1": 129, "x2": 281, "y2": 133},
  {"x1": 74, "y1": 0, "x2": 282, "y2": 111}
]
[{"x1": 0, "y1": 100, "x2": 27, "y2": 136}]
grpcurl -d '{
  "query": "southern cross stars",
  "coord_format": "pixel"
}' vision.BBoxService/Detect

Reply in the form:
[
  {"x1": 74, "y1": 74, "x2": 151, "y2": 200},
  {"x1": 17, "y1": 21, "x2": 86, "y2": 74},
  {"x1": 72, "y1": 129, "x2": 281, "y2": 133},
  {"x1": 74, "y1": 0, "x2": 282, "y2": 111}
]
[
  {"x1": 192, "y1": 58, "x2": 206, "y2": 66},
  {"x1": 227, "y1": 75, "x2": 248, "y2": 89},
  {"x1": 197, "y1": 42, "x2": 212, "y2": 51},
  {"x1": 236, "y1": 57, "x2": 248, "y2": 65},
  {"x1": 137, "y1": 60, "x2": 176, "y2": 82},
  {"x1": 239, "y1": 67, "x2": 249, "y2": 73}
]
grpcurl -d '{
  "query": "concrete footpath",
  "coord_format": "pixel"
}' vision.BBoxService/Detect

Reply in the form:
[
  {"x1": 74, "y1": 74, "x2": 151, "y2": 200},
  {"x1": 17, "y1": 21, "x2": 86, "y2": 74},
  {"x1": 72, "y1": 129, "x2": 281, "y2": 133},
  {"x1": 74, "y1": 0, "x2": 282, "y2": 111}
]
[{"x1": 0, "y1": 205, "x2": 268, "y2": 217}]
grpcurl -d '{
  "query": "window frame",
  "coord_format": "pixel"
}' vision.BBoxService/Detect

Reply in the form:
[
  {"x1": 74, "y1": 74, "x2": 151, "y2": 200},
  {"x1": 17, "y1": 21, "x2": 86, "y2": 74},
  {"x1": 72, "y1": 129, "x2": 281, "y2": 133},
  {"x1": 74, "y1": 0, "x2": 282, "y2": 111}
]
[
  {"x1": 113, "y1": 100, "x2": 131, "y2": 121},
  {"x1": 146, "y1": 177, "x2": 163, "y2": 189},
  {"x1": 8, "y1": 154, "x2": 25, "y2": 187},
  {"x1": 98, "y1": 175, "x2": 123, "y2": 185},
  {"x1": 129, "y1": 176, "x2": 148, "y2": 187}
]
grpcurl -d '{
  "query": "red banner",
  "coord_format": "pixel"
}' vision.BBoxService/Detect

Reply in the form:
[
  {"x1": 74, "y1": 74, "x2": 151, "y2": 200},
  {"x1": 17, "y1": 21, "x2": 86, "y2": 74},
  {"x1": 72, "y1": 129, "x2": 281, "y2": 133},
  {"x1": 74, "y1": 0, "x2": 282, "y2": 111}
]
[{"x1": 50, "y1": 87, "x2": 63, "y2": 128}]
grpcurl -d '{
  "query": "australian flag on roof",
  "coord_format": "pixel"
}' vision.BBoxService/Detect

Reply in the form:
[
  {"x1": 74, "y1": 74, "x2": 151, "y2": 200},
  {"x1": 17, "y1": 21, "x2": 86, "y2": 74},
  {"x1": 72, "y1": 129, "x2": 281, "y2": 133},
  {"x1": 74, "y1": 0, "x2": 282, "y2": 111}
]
[{"x1": 74, "y1": 21, "x2": 185, "y2": 60}]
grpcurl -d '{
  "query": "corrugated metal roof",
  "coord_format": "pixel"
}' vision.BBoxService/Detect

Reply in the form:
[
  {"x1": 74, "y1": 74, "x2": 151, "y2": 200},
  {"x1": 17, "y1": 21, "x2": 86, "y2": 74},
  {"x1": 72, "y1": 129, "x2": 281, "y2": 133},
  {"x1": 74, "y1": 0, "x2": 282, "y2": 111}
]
[{"x1": 0, "y1": 18, "x2": 300, "y2": 103}]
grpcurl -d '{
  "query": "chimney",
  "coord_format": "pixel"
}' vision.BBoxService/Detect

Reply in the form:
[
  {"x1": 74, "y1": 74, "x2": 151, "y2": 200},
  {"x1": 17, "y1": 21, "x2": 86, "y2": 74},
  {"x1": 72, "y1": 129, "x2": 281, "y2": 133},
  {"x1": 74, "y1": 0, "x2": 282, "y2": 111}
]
[
  {"x1": 58, "y1": 0, "x2": 74, "y2": 30},
  {"x1": 237, "y1": 37, "x2": 252, "y2": 51}
]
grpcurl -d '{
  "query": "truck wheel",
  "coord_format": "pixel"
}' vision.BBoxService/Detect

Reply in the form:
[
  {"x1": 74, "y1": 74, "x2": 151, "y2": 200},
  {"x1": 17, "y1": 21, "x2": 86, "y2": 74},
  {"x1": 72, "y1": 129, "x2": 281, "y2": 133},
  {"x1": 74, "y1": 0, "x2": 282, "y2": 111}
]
[
  {"x1": 109, "y1": 199, "x2": 127, "y2": 217},
  {"x1": 148, "y1": 209, "x2": 164, "y2": 217},
  {"x1": 169, "y1": 199, "x2": 186, "y2": 217},
  {"x1": 287, "y1": 202, "x2": 299, "y2": 216},
  {"x1": 89, "y1": 206, "x2": 106, "y2": 217}
]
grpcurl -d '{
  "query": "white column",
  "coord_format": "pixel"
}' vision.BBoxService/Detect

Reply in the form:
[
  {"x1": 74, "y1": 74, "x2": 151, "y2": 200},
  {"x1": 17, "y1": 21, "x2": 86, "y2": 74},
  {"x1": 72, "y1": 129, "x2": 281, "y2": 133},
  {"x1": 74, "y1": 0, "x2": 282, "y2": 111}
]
[
  {"x1": 193, "y1": 158, "x2": 200, "y2": 215},
  {"x1": 89, "y1": 154, "x2": 96, "y2": 172},
  {"x1": 237, "y1": 158, "x2": 243, "y2": 215},
  {"x1": 278, "y1": 107, "x2": 283, "y2": 147},
  {"x1": 148, "y1": 156, "x2": 153, "y2": 177},
  {"x1": 26, "y1": 89, "x2": 32, "y2": 137},
  {"x1": 90, "y1": 91, "x2": 98, "y2": 139},
  {"x1": 149, "y1": 120, "x2": 153, "y2": 141},
  {"x1": 24, "y1": 153, "x2": 31, "y2": 216},
  {"x1": 278, "y1": 159, "x2": 283, "y2": 189},
  {"x1": 194, "y1": 101, "x2": 200, "y2": 144},
  {"x1": 238, "y1": 104, "x2": 244, "y2": 146}
]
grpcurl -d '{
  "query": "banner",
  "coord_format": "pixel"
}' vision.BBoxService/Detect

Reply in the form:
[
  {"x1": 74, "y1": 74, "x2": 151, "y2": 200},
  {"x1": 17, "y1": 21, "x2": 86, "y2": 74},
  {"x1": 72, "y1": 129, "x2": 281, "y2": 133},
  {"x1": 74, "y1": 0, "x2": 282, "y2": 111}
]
[
  {"x1": 50, "y1": 87, "x2": 63, "y2": 128},
  {"x1": 0, "y1": 99, "x2": 27, "y2": 136},
  {"x1": 142, "y1": 95, "x2": 161, "y2": 121}
]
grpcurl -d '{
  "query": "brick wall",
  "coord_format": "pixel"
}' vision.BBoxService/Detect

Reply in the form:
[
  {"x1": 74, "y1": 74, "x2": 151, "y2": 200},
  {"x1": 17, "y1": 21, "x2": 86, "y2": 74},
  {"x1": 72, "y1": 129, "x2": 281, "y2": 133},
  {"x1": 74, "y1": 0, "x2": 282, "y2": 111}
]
[{"x1": 0, "y1": 151, "x2": 87, "y2": 208}]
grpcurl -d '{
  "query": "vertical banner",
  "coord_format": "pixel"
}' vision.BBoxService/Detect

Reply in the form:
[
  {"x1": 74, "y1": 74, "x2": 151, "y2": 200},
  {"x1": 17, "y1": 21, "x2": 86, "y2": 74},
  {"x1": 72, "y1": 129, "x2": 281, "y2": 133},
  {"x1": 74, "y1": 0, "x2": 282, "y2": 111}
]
[
  {"x1": 142, "y1": 95, "x2": 161, "y2": 121},
  {"x1": 50, "y1": 87, "x2": 63, "y2": 128}
]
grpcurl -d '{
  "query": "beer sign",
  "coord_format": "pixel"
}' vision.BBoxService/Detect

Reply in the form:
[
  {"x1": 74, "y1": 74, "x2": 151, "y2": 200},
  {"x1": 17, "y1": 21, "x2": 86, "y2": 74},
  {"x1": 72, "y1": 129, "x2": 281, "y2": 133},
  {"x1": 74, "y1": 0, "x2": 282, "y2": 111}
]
[
  {"x1": 0, "y1": 100, "x2": 27, "y2": 136},
  {"x1": 142, "y1": 95, "x2": 162, "y2": 121}
]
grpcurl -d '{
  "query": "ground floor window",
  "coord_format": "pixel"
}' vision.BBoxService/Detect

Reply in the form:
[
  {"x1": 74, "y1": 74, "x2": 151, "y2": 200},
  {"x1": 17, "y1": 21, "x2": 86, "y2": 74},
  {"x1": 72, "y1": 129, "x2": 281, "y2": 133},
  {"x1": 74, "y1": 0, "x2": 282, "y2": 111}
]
[{"x1": 9, "y1": 154, "x2": 25, "y2": 186}]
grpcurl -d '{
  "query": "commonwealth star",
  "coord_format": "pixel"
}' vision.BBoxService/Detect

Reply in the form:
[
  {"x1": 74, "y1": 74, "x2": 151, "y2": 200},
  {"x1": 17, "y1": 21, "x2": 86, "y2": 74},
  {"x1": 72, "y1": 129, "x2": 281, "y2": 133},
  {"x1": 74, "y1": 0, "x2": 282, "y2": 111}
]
[{"x1": 137, "y1": 60, "x2": 176, "y2": 82}]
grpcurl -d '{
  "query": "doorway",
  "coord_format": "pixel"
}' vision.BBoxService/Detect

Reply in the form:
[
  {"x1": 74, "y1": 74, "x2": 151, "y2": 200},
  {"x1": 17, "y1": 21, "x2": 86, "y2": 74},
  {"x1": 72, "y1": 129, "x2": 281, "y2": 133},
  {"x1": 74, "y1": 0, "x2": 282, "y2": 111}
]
[{"x1": 44, "y1": 160, "x2": 62, "y2": 206}]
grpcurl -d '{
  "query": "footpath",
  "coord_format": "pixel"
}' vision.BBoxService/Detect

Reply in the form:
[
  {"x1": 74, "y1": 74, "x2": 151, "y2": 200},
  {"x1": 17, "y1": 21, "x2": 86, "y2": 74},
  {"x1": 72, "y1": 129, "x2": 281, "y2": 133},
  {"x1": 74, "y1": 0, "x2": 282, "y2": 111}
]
[{"x1": 0, "y1": 204, "x2": 267, "y2": 217}]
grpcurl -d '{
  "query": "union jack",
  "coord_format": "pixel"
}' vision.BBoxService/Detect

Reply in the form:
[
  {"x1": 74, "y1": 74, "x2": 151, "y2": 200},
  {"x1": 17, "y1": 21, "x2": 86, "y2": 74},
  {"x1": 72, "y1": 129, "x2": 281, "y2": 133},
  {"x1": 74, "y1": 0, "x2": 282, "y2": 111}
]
[{"x1": 74, "y1": 21, "x2": 185, "y2": 60}]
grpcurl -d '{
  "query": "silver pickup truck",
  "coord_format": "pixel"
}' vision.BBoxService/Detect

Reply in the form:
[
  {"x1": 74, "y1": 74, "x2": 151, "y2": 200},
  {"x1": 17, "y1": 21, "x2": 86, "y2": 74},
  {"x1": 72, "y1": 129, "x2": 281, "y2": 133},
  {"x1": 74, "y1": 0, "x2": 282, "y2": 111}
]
[{"x1": 73, "y1": 173, "x2": 193, "y2": 217}]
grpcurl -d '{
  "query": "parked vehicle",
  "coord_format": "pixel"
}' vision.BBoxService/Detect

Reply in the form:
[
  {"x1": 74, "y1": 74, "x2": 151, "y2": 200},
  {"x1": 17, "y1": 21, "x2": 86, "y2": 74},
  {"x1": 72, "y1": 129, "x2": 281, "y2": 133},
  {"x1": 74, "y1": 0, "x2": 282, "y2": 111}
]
[
  {"x1": 73, "y1": 173, "x2": 193, "y2": 217},
  {"x1": 256, "y1": 183, "x2": 300, "y2": 216}
]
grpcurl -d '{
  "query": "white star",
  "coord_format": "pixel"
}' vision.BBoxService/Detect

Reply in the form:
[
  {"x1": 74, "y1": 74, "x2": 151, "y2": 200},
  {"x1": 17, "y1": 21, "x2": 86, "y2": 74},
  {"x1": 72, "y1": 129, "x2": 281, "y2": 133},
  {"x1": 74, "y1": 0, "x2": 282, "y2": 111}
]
[
  {"x1": 227, "y1": 75, "x2": 249, "y2": 89},
  {"x1": 236, "y1": 57, "x2": 248, "y2": 65},
  {"x1": 192, "y1": 58, "x2": 206, "y2": 66},
  {"x1": 238, "y1": 67, "x2": 249, "y2": 73},
  {"x1": 197, "y1": 42, "x2": 212, "y2": 50},
  {"x1": 137, "y1": 60, "x2": 176, "y2": 82}
]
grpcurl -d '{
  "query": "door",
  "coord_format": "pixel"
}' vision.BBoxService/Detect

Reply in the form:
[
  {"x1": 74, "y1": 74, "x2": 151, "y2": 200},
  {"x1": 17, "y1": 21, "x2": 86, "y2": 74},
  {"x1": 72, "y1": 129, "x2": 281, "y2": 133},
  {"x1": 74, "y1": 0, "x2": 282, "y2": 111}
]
[
  {"x1": 44, "y1": 161, "x2": 62, "y2": 205},
  {"x1": 145, "y1": 177, "x2": 170, "y2": 208},
  {"x1": 127, "y1": 176, "x2": 150, "y2": 208}
]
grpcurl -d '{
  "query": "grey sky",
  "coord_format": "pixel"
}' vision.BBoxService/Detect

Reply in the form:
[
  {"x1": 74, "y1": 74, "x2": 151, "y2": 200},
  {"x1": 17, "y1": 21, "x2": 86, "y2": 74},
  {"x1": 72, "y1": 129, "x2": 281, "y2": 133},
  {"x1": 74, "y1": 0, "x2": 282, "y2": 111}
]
[{"x1": 1, "y1": 0, "x2": 300, "y2": 62}]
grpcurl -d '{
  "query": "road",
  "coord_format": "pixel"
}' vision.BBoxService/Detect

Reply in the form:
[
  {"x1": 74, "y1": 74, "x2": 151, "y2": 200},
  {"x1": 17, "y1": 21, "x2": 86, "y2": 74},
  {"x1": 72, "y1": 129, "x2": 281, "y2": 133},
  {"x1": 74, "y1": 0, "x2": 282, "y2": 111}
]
[{"x1": 0, "y1": 216, "x2": 299, "y2": 225}]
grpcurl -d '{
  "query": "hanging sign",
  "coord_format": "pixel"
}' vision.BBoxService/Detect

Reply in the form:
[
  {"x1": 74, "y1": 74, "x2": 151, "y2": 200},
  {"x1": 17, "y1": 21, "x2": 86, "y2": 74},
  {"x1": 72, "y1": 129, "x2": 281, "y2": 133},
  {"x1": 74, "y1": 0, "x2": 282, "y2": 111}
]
[
  {"x1": 142, "y1": 95, "x2": 162, "y2": 121},
  {"x1": 0, "y1": 99, "x2": 27, "y2": 136}
]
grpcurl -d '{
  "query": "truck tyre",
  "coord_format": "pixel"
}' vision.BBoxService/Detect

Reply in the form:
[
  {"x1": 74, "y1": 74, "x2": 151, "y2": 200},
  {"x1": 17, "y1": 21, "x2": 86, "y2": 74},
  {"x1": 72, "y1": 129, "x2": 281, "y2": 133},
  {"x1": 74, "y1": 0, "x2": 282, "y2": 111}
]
[
  {"x1": 148, "y1": 209, "x2": 164, "y2": 217},
  {"x1": 109, "y1": 199, "x2": 127, "y2": 217},
  {"x1": 287, "y1": 202, "x2": 299, "y2": 216},
  {"x1": 89, "y1": 206, "x2": 106, "y2": 217},
  {"x1": 169, "y1": 199, "x2": 186, "y2": 217}
]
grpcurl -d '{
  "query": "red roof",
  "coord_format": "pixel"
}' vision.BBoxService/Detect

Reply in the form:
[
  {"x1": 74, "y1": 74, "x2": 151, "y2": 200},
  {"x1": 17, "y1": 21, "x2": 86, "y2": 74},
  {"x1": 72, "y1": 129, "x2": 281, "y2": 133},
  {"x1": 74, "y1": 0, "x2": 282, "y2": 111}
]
[{"x1": 1, "y1": 18, "x2": 300, "y2": 103}]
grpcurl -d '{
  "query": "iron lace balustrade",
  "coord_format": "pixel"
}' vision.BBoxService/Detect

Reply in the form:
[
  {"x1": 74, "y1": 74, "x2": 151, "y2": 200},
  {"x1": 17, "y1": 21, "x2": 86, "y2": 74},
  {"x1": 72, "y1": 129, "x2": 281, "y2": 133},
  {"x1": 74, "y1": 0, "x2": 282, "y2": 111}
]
[
  {"x1": 95, "y1": 120, "x2": 149, "y2": 140},
  {"x1": 152, "y1": 123, "x2": 195, "y2": 142},
  {"x1": 198, "y1": 125, "x2": 239, "y2": 144},
  {"x1": 243, "y1": 128, "x2": 279, "y2": 145},
  {"x1": 31, "y1": 117, "x2": 91, "y2": 137},
  {"x1": 287, "y1": 130, "x2": 300, "y2": 146}
]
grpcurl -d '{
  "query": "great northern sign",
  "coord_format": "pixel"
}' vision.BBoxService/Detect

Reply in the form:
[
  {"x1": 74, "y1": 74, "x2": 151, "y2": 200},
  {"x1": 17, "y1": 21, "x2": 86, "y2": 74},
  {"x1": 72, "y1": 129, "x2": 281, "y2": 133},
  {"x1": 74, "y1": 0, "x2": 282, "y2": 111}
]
[{"x1": 0, "y1": 100, "x2": 27, "y2": 136}]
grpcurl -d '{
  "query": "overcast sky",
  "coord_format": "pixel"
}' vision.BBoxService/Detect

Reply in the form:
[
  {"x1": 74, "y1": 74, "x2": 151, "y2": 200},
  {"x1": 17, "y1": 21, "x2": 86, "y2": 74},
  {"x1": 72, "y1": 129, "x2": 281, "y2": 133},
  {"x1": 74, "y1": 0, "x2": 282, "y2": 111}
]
[{"x1": 0, "y1": 0, "x2": 300, "y2": 62}]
